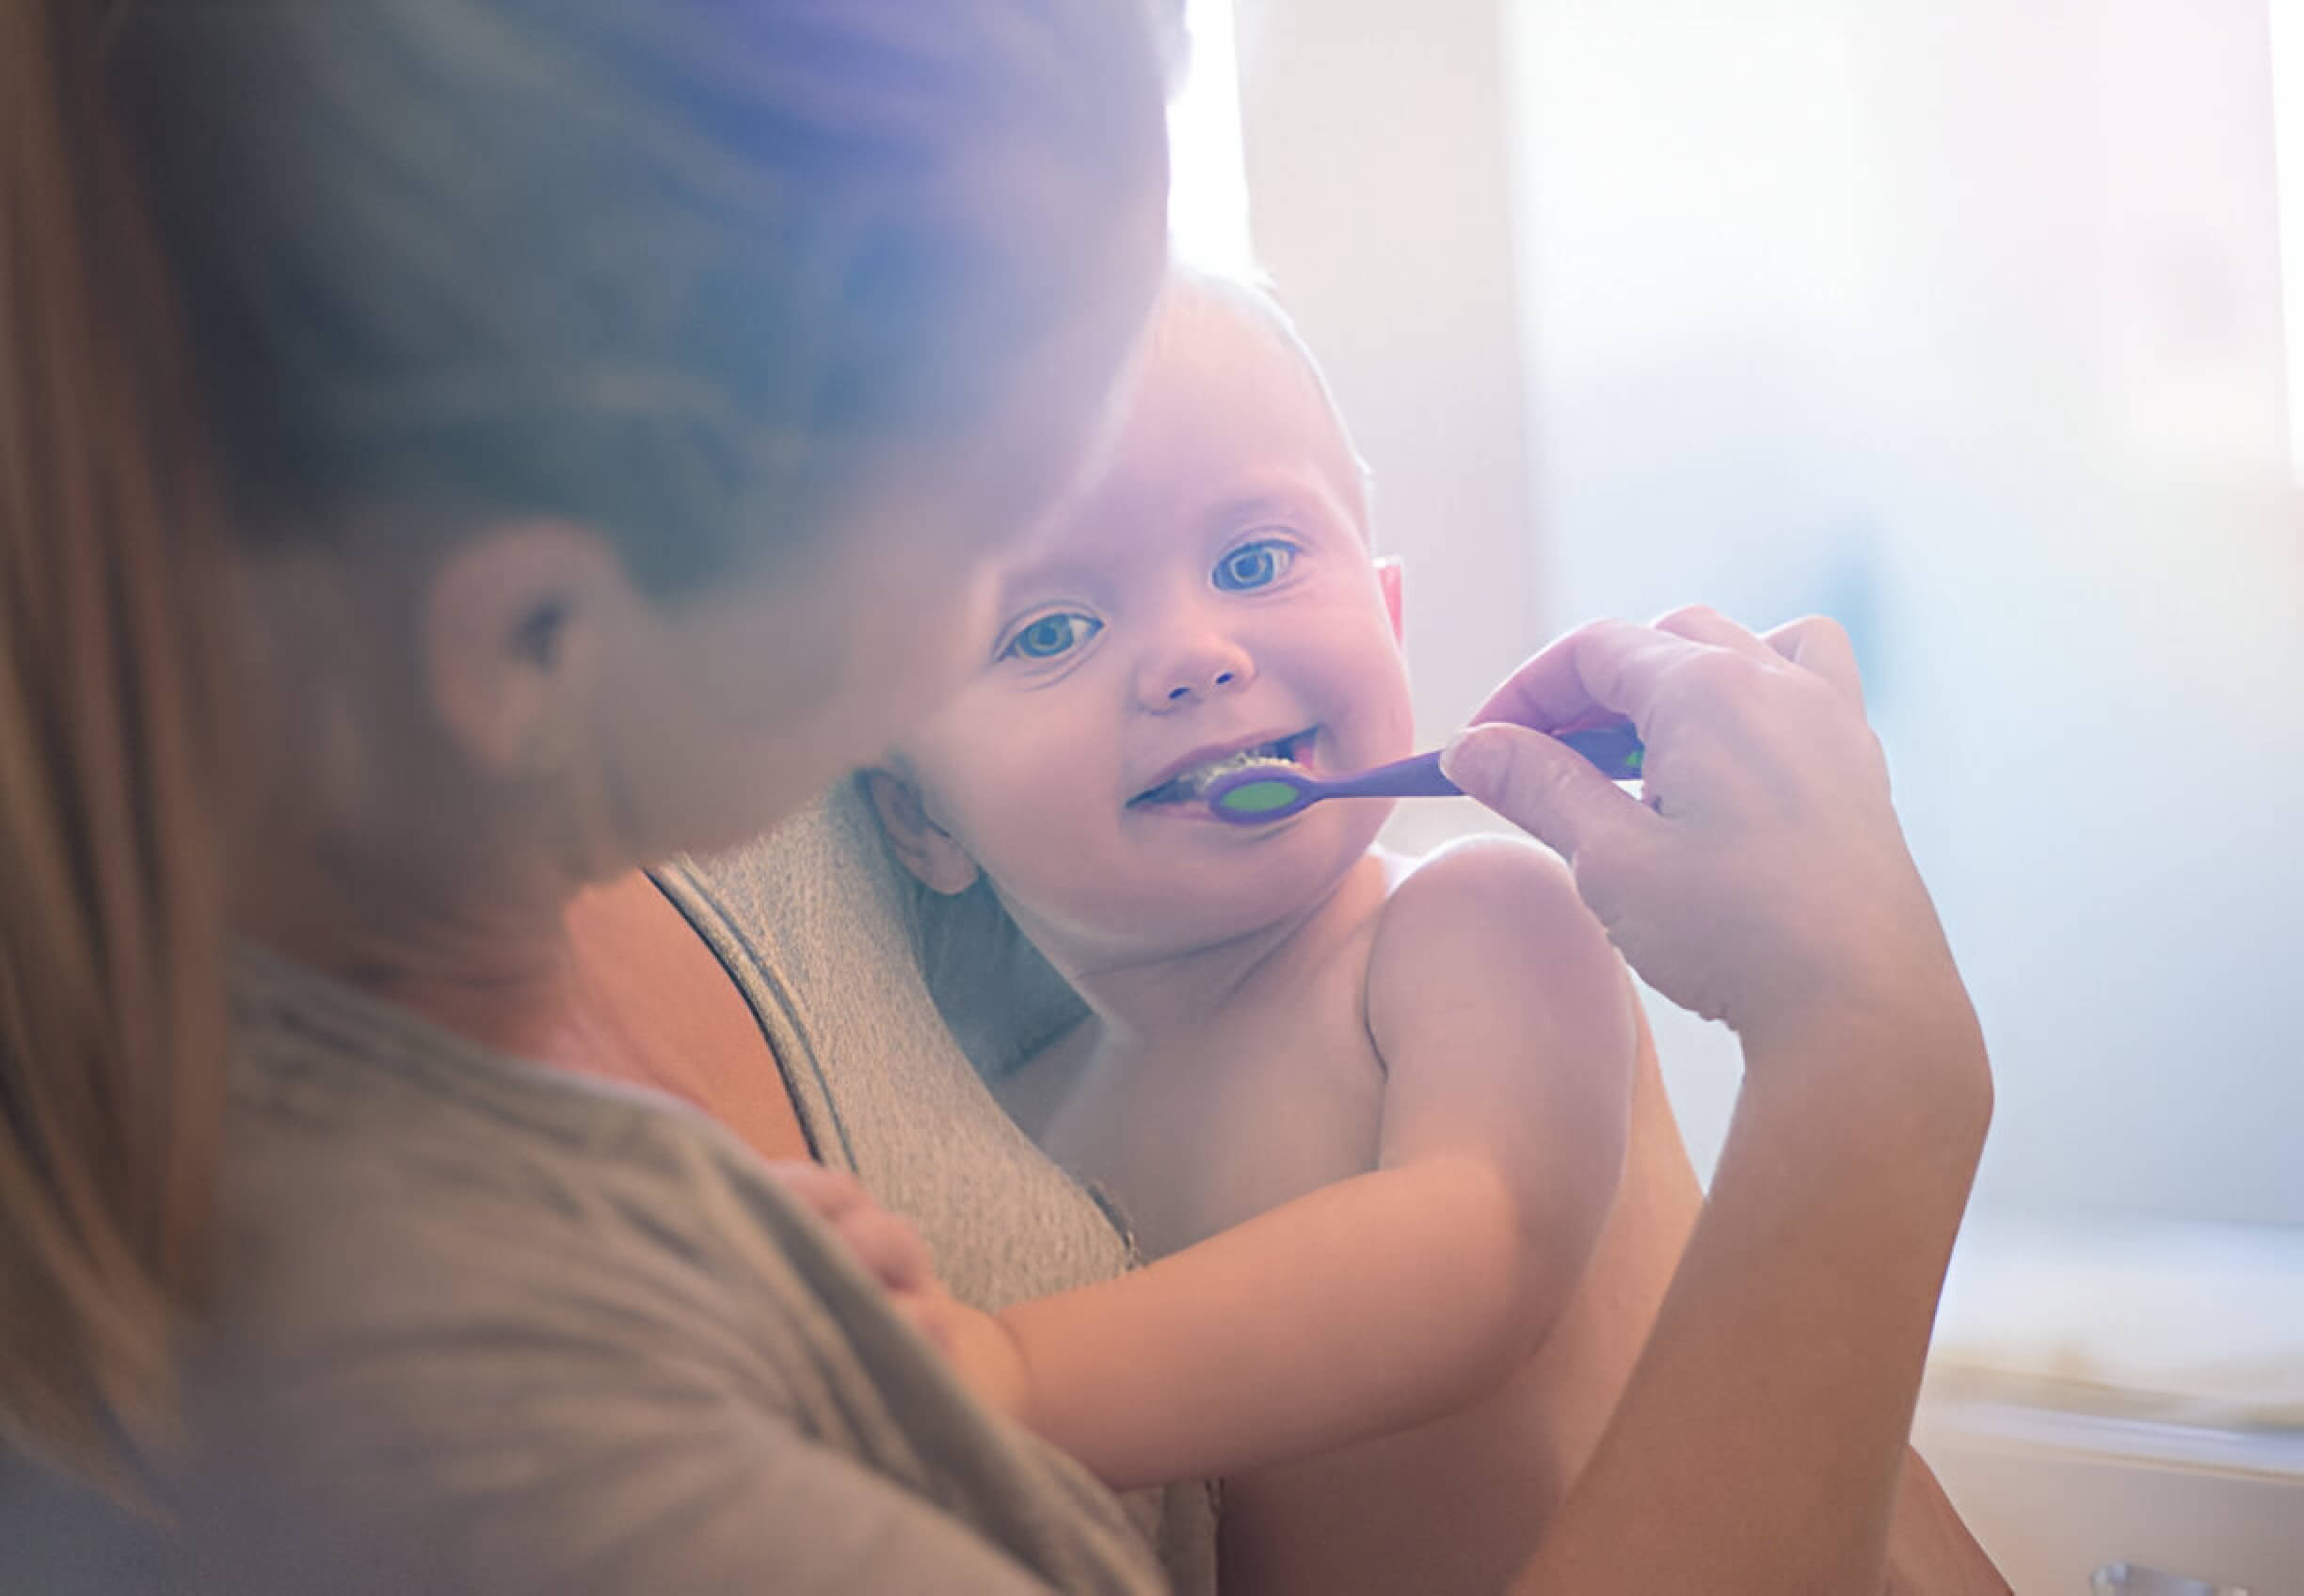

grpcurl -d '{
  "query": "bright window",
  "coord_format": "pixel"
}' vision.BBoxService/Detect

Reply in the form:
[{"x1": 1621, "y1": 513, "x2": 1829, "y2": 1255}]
[
  {"x1": 2272, "y1": 0, "x2": 2304, "y2": 478},
  {"x1": 1167, "y1": 0, "x2": 1256, "y2": 277}
]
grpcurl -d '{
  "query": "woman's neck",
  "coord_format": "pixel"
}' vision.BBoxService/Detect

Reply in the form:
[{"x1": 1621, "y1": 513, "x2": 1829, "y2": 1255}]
[
  {"x1": 237, "y1": 826, "x2": 597, "y2": 1062},
  {"x1": 226, "y1": 541, "x2": 618, "y2": 1065}
]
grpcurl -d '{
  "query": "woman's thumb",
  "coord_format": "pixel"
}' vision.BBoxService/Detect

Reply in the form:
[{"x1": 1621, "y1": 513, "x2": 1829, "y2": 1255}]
[{"x1": 1441, "y1": 725, "x2": 1636, "y2": 864}]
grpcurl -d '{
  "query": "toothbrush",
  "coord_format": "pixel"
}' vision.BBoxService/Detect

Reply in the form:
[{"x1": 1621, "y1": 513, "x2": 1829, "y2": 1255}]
[{"x1": 1203, "y1": 724, "x2": 1645, "y2": 825}]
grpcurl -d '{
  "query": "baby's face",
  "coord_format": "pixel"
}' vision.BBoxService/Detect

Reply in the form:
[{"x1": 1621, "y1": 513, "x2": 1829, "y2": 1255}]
[{"x1": 890, "y1": 287, "x2": 1416, "y2": 960}]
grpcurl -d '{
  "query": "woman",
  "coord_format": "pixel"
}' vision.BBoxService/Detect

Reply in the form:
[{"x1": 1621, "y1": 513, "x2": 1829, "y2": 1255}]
[{"x1": 0, "y1": 3, "x2": 1992, "y2": 1593}]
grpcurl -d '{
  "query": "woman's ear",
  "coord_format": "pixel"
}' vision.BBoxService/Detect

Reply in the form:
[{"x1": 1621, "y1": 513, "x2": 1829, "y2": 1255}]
[
  {"x1": 1375, "y1": 556, "x2": 1404, "y2": 644},
  {"x1": 423, "y1": 520, "x2": 627, "y2": 779},
  {"x1": 863, "y1": 768, "x2": 983, "y2": 896}
]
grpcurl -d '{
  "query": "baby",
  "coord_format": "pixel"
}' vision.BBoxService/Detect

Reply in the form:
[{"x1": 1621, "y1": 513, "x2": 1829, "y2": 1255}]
[{"x1": 865, "y1": 266, "x2": 1708, "y2": 1596}]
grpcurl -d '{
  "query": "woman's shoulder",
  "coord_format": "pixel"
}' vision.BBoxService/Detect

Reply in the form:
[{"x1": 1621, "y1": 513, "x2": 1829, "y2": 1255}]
[
  {"x1": 220, "y1": 941, "x2": 854, "y2": 1367},
  {"x1": 196, "y1": 947, "x2": 1166, "y2": 1596}
]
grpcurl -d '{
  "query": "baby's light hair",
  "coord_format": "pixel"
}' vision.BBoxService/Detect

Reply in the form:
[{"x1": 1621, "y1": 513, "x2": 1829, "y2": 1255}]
[
  {"x1": 876, "y1": 256, "x2": 1392, "y2": 1084},
  {"x1": 1152, "y1": 264, "x2": 1378, "y2": 533}
]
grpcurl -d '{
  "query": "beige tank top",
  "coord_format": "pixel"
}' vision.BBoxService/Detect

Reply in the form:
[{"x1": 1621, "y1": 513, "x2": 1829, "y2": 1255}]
[{"x1": 662, "y1": 779, "x2": 1216, "y2": 1589}]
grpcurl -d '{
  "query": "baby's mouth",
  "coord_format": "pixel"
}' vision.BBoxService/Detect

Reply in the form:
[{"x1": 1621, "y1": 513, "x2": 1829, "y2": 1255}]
[{"x1": 1129, "y1": 730, "x2": 1315, "y2": 808}]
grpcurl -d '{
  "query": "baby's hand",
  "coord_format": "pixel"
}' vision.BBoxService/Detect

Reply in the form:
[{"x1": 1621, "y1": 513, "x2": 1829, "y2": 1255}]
[
  {"x1": 763, "y1": 1161, "x2": 938, "y2": 1300},
  {"x1": 904, "y1": 1282, "x2": 1033, "y2": 1424},
  {"x1": 761, "y1": 1162, "x2": 1031, "y2": 1419}
]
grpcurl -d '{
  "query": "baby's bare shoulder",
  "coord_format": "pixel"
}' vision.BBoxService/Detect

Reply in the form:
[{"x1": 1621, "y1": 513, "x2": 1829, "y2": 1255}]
[
  {"x1": 1366, "y1": 836, "x2": 1627, "y2": 1060},
  {"x1": 1381, "y1": 834, "x2": 1592, "y2": 946}
]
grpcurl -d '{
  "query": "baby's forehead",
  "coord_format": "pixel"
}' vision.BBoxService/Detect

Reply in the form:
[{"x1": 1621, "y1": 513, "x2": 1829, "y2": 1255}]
[
  {"x1": 992, "y1": 274, "x2": 1366, "y2": 591},
  {"x1": 1148, "y1": 275, "x2": 1331, "y2": 404},
  {"x1": 1117, "y1": 281, "x2": 1363, "y2": 503}
]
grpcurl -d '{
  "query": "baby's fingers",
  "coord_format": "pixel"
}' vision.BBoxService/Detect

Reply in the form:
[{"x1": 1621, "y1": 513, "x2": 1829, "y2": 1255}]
[
  {"x1": 763, "y1": 1160, "x2": 869, "y2": 1221},
  {"x1": 836, "y1": 1204, "x2": 936, "y2": 1294},
  {"x1": 763, "y1": 1161, "x2": 935, "y2": 1293}
]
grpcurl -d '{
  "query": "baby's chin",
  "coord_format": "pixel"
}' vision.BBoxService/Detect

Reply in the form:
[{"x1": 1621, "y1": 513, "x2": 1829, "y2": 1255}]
[{"x1": 1042, "y1": 808, "x2": 1384, "y2": 950}]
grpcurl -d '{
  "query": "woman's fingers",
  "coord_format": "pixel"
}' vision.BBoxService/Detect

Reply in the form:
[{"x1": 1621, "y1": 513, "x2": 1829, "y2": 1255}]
[
  {"x1": 1656, "y1": 605, "x2": 1867, "y2": 716},
  {"x1": 1441, "y1": 724, "x2": 1656, "y2": 869},
  {"x1": 1763, "y1": 614, "x2": 1865, "y2": 705},
  {"x1": 1654, "y1": 605, "x2": 1865, "y2": 708},
  {"x1": 1452, "y1": 608, "x2": 1954, "y2": 1043},
  {"x1": 1450, "y1": 616, "x2": 1728, "y2": 863},
  {"x1": 1465, "y1": 617, "x2": 1710, "y2": 734},
  {"x1": 1652, "y1": 603, "x2": 1777, "y2": 662}
]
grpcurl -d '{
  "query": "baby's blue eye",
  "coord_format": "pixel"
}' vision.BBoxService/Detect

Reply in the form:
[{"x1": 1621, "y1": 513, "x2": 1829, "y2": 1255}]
[
  {"x1": 1005, "y1": 612, "x2": 1102, "y2": 661},
  {"x1": 1214, "y1": 538, "x2": 1296, "y2": 592}
]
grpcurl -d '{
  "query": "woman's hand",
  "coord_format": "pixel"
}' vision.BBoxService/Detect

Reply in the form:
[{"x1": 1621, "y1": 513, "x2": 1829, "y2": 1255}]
[
  {"x1": 761, "y1": 1163, "x2": 1031, "y2": 1418},
  {"x1": 1442, "y1": 608, "x2": 1972, "y2": 1062},
  {"x1": 1458, "y1": 611, "x2": 1998, "y2": 1594}
]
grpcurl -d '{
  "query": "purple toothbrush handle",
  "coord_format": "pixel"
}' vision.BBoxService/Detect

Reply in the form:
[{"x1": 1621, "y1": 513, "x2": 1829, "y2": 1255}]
[
  {"x1": 1555, "y1": 723, "x2": 1645, "y2": 781},
  {"x1": 1330, "y1": 726, "x2": 1643, "y2": 799},
  {"x1": 1322, "y1": 750, "x2": 1461, "y2": 800},
  {"x1": 1205, "y1": 726, "x2": 1648, "y2": 825}
]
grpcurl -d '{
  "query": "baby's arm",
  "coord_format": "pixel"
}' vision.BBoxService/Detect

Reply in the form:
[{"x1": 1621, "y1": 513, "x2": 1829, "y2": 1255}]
[{"x1": 946, "y1": 838, "x2": 1635, "y2": 1490}]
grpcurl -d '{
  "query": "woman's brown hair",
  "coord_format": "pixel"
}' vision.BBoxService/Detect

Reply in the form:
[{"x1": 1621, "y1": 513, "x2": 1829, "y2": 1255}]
[{"x1": 0, "y1": 0, "x2": 1164, "y2": 1492}]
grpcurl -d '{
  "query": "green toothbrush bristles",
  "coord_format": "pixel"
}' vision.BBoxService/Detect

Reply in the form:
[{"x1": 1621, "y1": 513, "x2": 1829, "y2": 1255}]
[{"x1": 1214, "y1": 777, "x2": 1302, "y2": 815}]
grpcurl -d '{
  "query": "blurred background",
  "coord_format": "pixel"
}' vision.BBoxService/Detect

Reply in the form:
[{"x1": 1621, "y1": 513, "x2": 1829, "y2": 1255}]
[
  {"x1": 1173, "y1": 0, "x2": 2304, "y2": 1232},
  {"x1": 1172, "y1": 7, "x2": 2304, "y2": 1577}
]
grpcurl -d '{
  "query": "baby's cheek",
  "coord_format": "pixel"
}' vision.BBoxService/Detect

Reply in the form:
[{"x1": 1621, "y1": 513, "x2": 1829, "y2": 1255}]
[
  {"x1": 948, "y1": 778, "x2": 1091, "y2": 889},
  {"x1": 1027, "y1": 848, "x2": 1104, "y2": 907},
  {"x1": 1332, "y1": 699, "x2": 1416, "y2": 772}
]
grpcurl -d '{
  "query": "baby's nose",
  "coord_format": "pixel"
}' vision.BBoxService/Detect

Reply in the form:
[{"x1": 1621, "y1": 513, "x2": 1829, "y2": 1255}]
[
  {"x1": 1143, "y1": 637, "x2": 1256, "y2": 708},
  {"x1": 1165, "y1": 665, "x2": 1238, "y2": 703}
]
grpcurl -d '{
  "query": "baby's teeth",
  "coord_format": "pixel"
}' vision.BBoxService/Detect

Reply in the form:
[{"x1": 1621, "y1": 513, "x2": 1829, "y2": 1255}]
[
  {"x1": 1139, "y1": 744, "x2": 1298, "y2": 805},
  {"x1": 1184, "y1": 752, "x2": 1293, "y2": 796}
]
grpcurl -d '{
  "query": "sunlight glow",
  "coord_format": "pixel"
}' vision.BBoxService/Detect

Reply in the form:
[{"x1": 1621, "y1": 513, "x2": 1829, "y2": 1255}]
[
  {"x1": 2270, "y1": 0, "x2": 2304, "y2": 479},
  {"x1": 1168, "y1": 0, "x2": 1257, "y2": 277}
]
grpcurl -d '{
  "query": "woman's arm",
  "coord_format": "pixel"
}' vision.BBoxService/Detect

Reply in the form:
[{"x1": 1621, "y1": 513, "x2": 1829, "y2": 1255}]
[
  {"x1": 1888, "y1": 1447, "x2": 2010, "y2": 1593},
  {"x1": 1509, "y1": 1004, "x2": 1989, "y2": 1593},
  {"x1": 1437, "y1": 608, "x2": 1993, "y2": 1596}
]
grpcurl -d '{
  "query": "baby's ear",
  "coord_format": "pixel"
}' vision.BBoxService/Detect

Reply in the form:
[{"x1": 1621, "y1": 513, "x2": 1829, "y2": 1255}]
[
  {"x1": 1374, "y1": 556, "x2": 1404, "y2": 644},
  {"x1": 862, "y1": 768, "x2": 982, "y2": 896}
]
